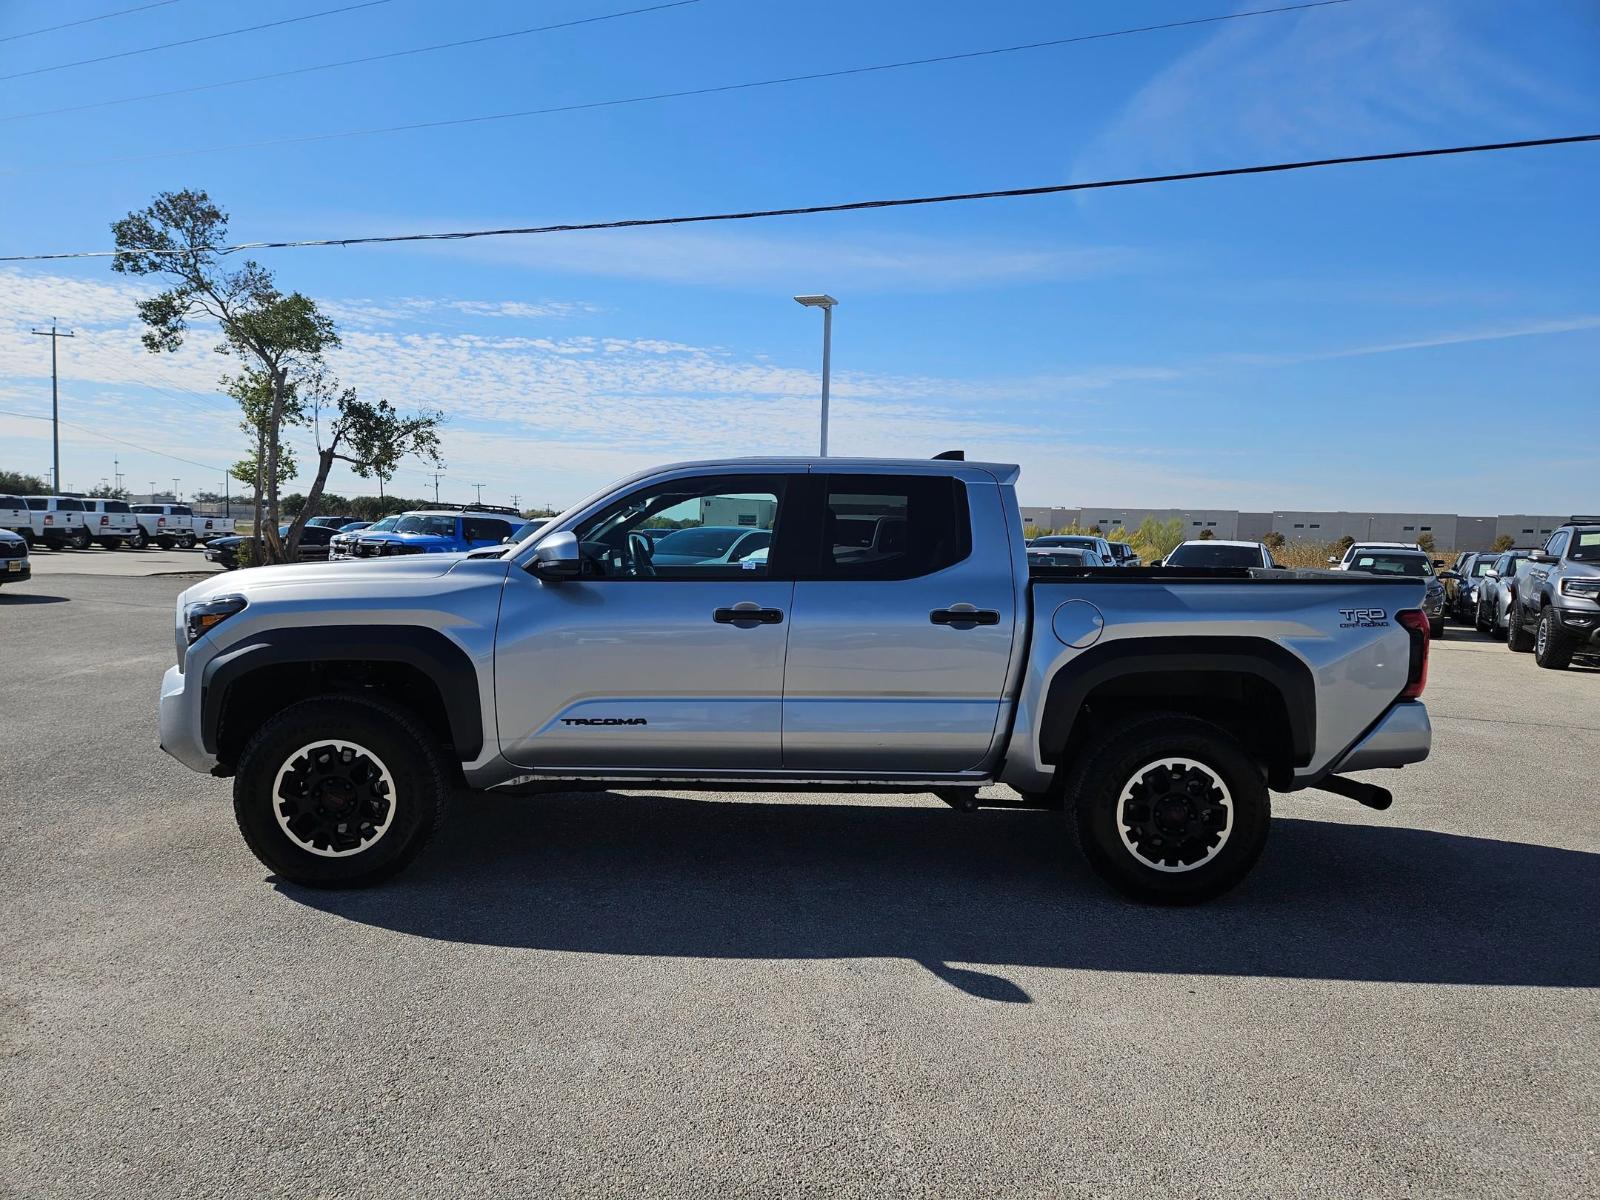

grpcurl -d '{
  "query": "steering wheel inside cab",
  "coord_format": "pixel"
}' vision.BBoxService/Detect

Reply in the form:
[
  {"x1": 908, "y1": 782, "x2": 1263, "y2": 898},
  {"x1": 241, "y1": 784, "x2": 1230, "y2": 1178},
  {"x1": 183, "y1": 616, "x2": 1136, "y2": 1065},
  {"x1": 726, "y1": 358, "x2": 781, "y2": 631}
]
[{"x1": 580, "y1": 533, "x2": 655, "y2": 577}]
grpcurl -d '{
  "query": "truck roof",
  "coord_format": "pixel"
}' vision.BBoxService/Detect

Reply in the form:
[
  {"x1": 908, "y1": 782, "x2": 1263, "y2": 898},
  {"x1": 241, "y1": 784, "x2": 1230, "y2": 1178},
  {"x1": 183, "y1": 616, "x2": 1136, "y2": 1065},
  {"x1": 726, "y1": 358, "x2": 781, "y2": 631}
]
[{"x1": 628, "y1": 456, "x2": 1023, "y2": 485}]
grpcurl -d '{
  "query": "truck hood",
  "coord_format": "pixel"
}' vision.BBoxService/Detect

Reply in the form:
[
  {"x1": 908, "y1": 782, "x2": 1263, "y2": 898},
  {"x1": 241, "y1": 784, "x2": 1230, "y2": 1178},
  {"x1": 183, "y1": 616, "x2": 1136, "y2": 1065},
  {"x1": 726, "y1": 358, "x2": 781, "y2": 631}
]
[{"x1": 181, "y1": 554, "x2": 465, "y2": 606}]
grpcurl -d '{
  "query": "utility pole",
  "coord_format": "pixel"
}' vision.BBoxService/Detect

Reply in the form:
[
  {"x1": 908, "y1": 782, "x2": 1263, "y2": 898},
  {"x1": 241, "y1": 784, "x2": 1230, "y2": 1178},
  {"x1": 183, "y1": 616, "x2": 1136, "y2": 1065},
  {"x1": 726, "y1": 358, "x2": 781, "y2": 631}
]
[
  {"x1": 223, "y1": 471, "x2": 230, "y2": 517},
  {"x1": 31, "y1": 319, "x2": 75, "y2": 491},
  {"x1": 171, "y1": 477, "x2": 181, "y2": 502},
  {"x1": 510, "y1": 493, "x2": 521, "y2": 511},
  {"x1": 113, "y1": 457, "x2": 124, "y2": 495},
  {"x1": 472, "y1": 482, "x2": 486, "y2": 506},
  {"x1": 430, "y1": 471, "x2": 444, "y2": 504}
]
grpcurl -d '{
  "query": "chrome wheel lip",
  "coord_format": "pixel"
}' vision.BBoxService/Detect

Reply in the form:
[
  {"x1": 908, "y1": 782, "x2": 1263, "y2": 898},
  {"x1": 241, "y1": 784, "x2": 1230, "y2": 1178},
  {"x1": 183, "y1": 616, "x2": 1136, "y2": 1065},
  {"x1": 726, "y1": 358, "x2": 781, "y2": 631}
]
[
  {"x1": 272, "y1": 739, "x2": 397, "y2": 858},
  {"x1": 1116, "y1": 756, "x2": 1234, "y2": 874}
]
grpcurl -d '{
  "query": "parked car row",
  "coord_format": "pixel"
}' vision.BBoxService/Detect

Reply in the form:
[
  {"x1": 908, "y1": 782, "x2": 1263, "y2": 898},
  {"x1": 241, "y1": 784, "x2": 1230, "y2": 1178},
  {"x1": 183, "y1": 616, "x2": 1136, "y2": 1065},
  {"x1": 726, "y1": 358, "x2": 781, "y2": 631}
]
[
  {"x1": 204, "y1": 506, "x2": 549, "y2": 570},
  {"x1": 1458, "y1": 520, "x2": 1600, "y2": 670},
  {"x1": 0, "y1": 494, "x2": 235, "y2": 550}
]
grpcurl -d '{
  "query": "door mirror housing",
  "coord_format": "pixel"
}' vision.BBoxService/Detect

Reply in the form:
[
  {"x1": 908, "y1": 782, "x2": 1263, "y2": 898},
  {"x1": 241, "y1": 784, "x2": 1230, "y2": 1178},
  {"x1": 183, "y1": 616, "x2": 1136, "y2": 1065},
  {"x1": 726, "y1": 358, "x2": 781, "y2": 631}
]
[
  {"x1": 1326, "y1": 555, "x2": 1338, "y2": 564},
  {"x1": 1531, "y1": 551, "x2": 1558, "y2": 565},
  {"x1": 530, "y1": 530, "x2": 581, "y2": 580}
]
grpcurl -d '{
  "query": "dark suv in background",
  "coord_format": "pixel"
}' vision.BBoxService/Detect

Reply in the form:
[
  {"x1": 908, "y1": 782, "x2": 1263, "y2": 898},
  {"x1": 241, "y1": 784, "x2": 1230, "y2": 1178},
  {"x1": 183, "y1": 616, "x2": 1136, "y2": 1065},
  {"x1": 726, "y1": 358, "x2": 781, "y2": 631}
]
[{"x1": 1505, "y1": 519, "x2": 1600, "y2": 669}]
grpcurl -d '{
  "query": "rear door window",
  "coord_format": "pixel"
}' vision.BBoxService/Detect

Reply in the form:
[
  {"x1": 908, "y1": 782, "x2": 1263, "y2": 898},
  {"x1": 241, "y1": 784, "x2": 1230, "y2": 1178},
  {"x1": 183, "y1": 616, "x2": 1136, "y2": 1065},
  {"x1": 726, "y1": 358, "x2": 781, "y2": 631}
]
[
  {"x1": 814, "y1": 474, "x2": 969, "y2": 580},
  {"x1": 462, "y1": 518, "x2": 513, "y2": 543}
]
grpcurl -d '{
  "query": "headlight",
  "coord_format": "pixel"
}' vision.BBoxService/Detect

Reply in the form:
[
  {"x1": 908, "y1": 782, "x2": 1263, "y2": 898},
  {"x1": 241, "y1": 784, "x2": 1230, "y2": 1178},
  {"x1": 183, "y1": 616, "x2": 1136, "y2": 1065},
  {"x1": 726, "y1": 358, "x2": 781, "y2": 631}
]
[
  {"x1": 1560, "y1": 577, "x2": 1600, "y2": 598},
  {"x1": 185, "y1": 594, "x2": 246, "y2": 644},
  {"x1": 1468, "y1": 587, "x2": 1478, "y2": 601}
]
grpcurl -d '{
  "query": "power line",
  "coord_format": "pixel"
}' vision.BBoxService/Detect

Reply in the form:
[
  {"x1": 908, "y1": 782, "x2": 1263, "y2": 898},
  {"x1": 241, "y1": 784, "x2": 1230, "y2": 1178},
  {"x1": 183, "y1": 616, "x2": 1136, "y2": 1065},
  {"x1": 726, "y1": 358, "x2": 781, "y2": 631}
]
[
  {"x1": 0, "y1": 0, "x2": 396, "y2": 83},
  {"x1": 0, "y1": 0, "x2": 180, "y2": 45},
  {"x1": 1, "y1": 0, "x2": 703, "y2": 123},
  {"x1": 4, "y1": 0, "x2": 1354, "y2": 168},
  {"x1": 3, "y1": 134, "x2": 1594, "y2": 264},
  {"x1": 0, "y1": 405, "x2": 228, "y2": 472}
]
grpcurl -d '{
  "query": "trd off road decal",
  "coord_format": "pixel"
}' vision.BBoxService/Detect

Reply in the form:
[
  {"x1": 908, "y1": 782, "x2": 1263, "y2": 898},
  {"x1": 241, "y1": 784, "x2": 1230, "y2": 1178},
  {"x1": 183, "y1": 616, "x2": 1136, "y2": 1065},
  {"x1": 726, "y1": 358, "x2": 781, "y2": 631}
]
[{"x1": 1338, "y1": 608, "x2": 1389, "y2": 628}]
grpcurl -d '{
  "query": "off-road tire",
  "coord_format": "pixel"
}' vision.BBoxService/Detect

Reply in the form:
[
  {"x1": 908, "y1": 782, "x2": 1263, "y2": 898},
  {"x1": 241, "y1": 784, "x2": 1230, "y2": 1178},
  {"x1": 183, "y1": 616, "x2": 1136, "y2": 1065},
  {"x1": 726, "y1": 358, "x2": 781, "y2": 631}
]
[
  {"x1": 178, "y1": 532, "x2": 197, "y2": 549},
  {"x1": 233, "y1": 695, "x2": 450, "y2": 888},
  {"x1": 1534, "y1": 607, "x2": 1577, "y2": 670},
  {"x1": 1506, "y1": 597, "x2": 1534, "y2": 652},
  {"x1": 68, "y1": 527, "x2": 92, "y2": 550},
  {"x1": 1063, "y1": 713, "x2": 1270, "y2": 905},
  {"x1": 127, "y1": 526, "x2": 148, "y2": 549}
]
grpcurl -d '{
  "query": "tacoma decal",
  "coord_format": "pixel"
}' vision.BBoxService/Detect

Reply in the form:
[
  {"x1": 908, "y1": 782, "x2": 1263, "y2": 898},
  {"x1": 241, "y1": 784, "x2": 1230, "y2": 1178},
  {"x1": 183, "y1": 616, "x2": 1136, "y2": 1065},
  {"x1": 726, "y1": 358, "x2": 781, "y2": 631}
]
[{"x1": 561, "y1": 717, "x2": 649, "y2": 726}]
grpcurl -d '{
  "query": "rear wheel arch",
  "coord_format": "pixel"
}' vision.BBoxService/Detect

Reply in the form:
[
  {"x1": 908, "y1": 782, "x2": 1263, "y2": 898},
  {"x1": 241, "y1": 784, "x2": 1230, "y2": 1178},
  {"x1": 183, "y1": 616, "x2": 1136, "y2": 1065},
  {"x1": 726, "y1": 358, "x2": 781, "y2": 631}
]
[
  {"x1": 203, "y1": 626, "x2": 483, "y2": 774},
  {"x1": 1038, "y1": 637, "x2": 1315, "y2": 791}
]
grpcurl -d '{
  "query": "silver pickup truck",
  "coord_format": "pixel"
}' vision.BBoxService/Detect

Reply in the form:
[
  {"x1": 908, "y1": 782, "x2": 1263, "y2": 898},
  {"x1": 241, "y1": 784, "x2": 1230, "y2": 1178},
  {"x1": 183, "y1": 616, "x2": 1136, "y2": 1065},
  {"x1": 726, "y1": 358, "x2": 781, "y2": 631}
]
[{"x1": 159, "y1": 456, "x2": 1432, "y2": 903}]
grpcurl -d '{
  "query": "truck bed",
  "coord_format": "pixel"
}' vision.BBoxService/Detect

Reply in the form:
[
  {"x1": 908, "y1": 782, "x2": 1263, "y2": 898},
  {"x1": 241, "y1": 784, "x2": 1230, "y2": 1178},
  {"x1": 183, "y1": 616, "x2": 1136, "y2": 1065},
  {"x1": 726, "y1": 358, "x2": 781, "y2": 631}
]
[{"x1": 1027, "y1": 565, "x2": 1425, "y2": 585}]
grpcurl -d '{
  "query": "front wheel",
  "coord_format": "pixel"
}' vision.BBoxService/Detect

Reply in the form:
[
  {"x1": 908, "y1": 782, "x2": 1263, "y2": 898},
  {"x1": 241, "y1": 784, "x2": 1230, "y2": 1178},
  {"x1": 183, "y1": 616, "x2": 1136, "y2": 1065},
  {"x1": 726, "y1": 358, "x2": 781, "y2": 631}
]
[
  {"x1": 233, "y1": 695, "x2": 450, "y2": 888},
  {"x1": 1065, "y1": 714, "x2": 1270, "y2": 904},
  {"x1": 1534, "y1": 607, "x2": 1577, "y2": 670}
]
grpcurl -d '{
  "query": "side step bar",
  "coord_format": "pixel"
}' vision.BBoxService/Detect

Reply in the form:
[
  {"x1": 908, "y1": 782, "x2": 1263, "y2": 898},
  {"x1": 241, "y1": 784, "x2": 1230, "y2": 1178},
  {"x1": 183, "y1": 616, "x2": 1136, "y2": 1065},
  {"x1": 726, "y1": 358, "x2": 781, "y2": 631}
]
[{"x1": 1316, "y1": 774, "x2": 1393, "y2": 811}]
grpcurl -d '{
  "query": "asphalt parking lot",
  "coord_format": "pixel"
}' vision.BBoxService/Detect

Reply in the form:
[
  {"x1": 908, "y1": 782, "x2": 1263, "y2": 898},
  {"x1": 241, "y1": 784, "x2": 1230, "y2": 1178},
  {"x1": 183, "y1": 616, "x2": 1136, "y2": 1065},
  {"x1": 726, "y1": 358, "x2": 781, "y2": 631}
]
[{"x1": 2, "y1": 572, "x2": 1596, "y2": 1199}]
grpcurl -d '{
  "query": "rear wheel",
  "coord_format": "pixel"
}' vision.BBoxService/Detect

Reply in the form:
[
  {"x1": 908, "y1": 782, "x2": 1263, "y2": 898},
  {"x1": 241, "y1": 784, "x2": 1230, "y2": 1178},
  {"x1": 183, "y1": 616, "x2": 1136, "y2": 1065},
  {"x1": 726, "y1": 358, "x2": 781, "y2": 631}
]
[
  {"x1": 1474, "y1": 597, "x2": 1491, "y2": 633},
  {"x1": 179, "y1": 532, "x2": 197, "y2": 549},
  {"x1": 1065, "y1": 714, "x2": 1270, "y2": 904},
  {"x1": 233, "y1": 695, "x2": 449, "y2": 888},
  {"x1": 157, "y1": 536, "x2": 176, "y2": 550},
  {"x1": 68, "y1": 527, "x2": 92, "y2": 550},
  {"x1": 1534, "y1": 607, "x2": 1577, "y2": 670},
  {"x1": 1507, "y1": 596, "x2": 1534, "y2": 652},
  {"x1": 127, "y1": 526, "x2": 148, "y2": 549},
  {"x1": 97, "y1": 537, "x2": 123, "y2": 550}
]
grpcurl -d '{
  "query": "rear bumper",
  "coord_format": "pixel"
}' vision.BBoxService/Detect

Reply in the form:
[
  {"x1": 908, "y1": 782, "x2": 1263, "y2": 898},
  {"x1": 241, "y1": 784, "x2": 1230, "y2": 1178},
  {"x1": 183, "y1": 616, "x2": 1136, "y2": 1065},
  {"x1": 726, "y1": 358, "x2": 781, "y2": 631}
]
[{"x1": 1327, "y1": 700, "x2": 1431, "y2": 774}]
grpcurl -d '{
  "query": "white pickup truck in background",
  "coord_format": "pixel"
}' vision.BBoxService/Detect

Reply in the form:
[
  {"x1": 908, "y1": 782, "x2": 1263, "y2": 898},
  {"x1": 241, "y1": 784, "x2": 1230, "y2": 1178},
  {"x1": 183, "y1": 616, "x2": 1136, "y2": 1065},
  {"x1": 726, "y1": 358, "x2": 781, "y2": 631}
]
[
  {"x1": 23, "y1": 495, "x2": 91, "y2": 550},
  {"x1": 0, "y1": 492, "x2": 30, "y2": 539},
  {"x1": 80, "y1": 498, "x2": 140, "y2": 549},
  {"x1": 130, "y1": 503, "x2": 198, "y2": 550},
  {"x1": 192, "y1": 513, "x2": 237, "y2": 542}
]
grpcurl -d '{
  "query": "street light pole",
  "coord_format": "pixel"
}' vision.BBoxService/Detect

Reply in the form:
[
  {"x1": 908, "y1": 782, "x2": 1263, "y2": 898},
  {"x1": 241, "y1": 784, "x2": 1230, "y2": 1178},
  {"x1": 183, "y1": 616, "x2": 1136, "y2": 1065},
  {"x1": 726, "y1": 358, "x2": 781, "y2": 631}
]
[{"x1": 793, "y1": 294, "x2": 837, "y2": 456}]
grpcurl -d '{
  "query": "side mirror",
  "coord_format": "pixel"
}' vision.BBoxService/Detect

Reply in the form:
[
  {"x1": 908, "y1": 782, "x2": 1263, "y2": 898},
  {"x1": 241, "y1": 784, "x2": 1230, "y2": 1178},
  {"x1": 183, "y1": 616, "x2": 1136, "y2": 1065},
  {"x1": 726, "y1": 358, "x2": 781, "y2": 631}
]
[
  {"x1": 530, "y1": 529, "x2": 581, "y2": 580},
  {"x1": 1531, "y1": 551, "x2": 1558, "y2": 564},
  {"x1": 1484, "y1": 569, "x2": 1499, "y2": 579},
  {"x1": 1326, "y1": 556, "x2": 1338, "y2": 564},
  {"x1": 1431, "y1": 559, "x2": 1444, "y2": 569},
  {"x1": 1440, "y1": 570, "x2": 1461, "y2": 581}
]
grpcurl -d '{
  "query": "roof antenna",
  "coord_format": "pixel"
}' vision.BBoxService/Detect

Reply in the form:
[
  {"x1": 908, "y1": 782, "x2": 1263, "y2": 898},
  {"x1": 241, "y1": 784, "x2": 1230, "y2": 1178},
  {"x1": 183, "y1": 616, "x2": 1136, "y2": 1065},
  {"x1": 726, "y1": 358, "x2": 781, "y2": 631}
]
[{"x1": 932, "y1": 450, "x2": 965, "y2": 461}]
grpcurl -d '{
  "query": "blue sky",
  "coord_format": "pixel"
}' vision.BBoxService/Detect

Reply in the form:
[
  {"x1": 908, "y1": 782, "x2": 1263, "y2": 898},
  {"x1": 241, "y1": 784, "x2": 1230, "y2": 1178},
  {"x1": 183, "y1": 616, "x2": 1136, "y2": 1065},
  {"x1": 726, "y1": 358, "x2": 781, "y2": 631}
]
[{"x1": 0, "y1": 0, "x2": 1596, "y2": 511}]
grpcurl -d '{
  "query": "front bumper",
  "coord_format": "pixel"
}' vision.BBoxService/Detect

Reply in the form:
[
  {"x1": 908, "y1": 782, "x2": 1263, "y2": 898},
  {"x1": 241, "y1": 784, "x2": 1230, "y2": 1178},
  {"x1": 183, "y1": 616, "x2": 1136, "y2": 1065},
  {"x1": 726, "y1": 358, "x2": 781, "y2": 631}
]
[
  {"x1": 159, "y1": 663, "x2": 219, "y2": 774},
  {"x1": 1, "y1": 558, "x2": 30, "y2": 581},
  {"x1": 1328, "y1": 700, "x2": 1432, "y2": 774},
  {"x1": 1554, "y1": 603, "x2": 1600, "y2": 646}
]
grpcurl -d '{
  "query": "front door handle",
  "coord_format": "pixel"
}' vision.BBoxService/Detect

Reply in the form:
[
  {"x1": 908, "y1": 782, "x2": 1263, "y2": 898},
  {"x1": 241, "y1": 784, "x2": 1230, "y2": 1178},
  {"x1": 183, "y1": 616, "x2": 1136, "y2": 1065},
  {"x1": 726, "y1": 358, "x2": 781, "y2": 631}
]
[
  {"x1": 930, "y1": 605, "x2": 1001, "y2": 627},
  {"x1": 714, "y1": 604, "x2": 784, "y2": 625}
]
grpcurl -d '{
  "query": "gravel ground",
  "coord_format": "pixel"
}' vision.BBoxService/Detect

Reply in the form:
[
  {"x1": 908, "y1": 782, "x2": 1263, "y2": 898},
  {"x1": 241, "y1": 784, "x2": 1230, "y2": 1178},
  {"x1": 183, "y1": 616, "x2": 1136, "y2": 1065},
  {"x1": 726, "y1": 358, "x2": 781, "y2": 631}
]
[{"x1": 2, "y1": 574, "x2": 1596, "y2": 1199}]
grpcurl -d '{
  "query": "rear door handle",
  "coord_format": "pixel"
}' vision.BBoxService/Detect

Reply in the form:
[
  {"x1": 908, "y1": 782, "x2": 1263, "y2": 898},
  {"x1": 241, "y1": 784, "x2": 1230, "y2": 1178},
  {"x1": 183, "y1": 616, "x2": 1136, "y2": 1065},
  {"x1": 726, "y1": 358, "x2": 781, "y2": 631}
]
[
  {"x1": 930, "y1": 605, "x2": 1000, "y2": 627},
  {"x1": 714, "y1": 604, "x2": 784, "y2": 625}
]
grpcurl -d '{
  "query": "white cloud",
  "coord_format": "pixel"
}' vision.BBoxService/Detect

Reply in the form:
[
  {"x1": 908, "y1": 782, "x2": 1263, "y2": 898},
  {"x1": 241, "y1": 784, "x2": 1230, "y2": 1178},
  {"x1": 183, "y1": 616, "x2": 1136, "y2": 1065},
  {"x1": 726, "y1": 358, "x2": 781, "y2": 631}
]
[{"x1": 1074, "y1": 1, "x2": 1586, "y2": 177}]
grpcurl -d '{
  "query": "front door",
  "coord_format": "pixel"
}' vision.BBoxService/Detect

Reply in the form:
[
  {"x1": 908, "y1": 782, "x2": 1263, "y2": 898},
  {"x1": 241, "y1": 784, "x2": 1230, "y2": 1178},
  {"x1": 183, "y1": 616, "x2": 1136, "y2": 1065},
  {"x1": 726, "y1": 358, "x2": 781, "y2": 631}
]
[
  {"x1": 496, "y1": 473, "x2": 796, "y2": 771},
  {"x1": 781, "y1": 472, "x2": 1018, "y2": 773}
]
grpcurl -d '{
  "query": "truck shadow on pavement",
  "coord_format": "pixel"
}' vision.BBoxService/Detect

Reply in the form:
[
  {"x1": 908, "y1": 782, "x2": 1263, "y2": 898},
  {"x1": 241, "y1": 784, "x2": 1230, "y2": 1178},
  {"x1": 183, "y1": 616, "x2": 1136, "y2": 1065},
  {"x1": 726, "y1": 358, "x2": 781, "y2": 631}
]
[
  {"x1": 280, "y1": 793, "x2": 1600, "y2": 1001},
  {"x1": 0, "y1": 592, "x2": 69, "y2": 604}
]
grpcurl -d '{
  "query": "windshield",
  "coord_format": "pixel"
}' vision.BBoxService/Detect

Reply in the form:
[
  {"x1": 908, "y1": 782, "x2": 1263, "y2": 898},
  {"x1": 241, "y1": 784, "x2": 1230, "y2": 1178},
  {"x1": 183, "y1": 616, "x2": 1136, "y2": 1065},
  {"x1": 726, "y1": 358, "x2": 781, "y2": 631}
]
[
  {"x1": 1033, "y1": 536, "x2": 1097, "y2": 549},
  {"x1": 652, "y1": 527, "x2": 747, "y2": 557},
  {"x1": 392, "y1": 515, "x2": 457, "y2": 537},
  {"x1": 1571, "y1": 530, "x2": 1600, "y2": 562},
  {"x1": 1029, "y1": 549, "x2": 1089, "y2": 566},
  {"x1": 1351, "y1": 553, "x2": 1431, "y2": 577},
  {"x1": 1166, "y1": 543, "x2": 1263, "y2": 568},
  {"x1": 367, "y1": 516, "x2": 400, "y2": 532}
]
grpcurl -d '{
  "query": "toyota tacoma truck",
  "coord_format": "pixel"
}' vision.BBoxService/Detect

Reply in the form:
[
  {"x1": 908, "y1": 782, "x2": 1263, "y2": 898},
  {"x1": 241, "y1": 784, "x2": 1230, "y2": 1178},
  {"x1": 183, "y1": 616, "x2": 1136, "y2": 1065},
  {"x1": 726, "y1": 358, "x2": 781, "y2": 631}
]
[
  {"x1": 1504, "y1": 518, "x2": 1600, "y2": 668},
  {"x1": 159, "y1": 456, "x2": 1433, "y2": 903}
]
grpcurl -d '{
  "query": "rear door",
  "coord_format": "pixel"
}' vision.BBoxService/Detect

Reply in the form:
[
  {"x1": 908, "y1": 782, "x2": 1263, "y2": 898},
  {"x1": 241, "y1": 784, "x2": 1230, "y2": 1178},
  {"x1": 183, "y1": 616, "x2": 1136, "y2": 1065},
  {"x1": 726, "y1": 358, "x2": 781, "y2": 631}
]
[{"x1": 781, "y1": 472, "x2": 1018, "y2": 773}]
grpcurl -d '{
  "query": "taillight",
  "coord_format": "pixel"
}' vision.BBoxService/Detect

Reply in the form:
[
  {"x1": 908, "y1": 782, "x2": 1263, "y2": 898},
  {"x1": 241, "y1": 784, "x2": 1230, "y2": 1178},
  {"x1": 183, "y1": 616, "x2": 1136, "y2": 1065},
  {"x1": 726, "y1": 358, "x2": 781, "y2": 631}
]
[
  {"x1": 99, "y1": 515, "x2": 109, "y2": 527},
  {"x1": 1395, "y1": 609, "x2": 1430, "y2": 699},
  {"x1": 44, "y1": 514, "x2": 53, "y2": 525},
  {"x1": 157, "y1": 517, "x2": 166, "y2": 528}
]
